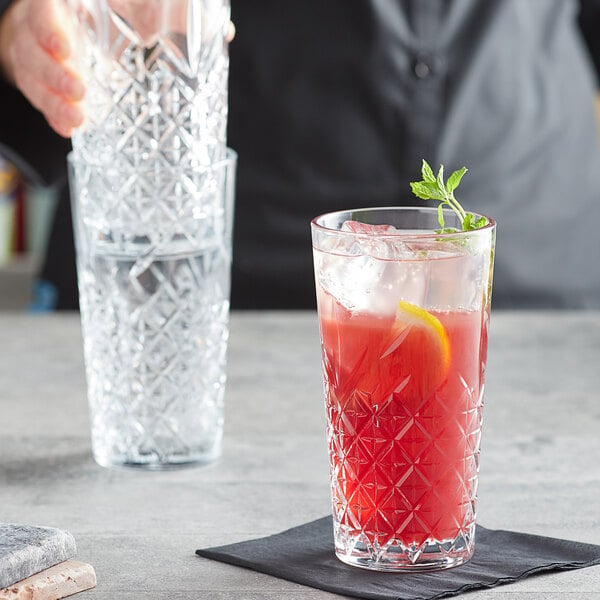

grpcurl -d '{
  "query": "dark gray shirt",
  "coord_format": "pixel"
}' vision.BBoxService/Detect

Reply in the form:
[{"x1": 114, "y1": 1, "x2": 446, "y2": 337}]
[
  {"x1": 1, "y1": 0, "x2": 599, "y2": 309},
  {"x1": 229, "y1": 0, "x2": 600, "y2": 308}
]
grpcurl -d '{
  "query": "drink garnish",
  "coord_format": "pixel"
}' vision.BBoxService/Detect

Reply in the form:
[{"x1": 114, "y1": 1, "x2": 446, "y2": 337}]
[
  {"x1": 393, "y1": 300, "x2": 450, "y2": 386},
  {"x1": 410, "y1": 160, "x2": 488, "y2": 233}
]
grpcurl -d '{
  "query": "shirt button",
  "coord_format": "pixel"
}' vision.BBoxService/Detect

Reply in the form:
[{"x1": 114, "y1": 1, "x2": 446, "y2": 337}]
[{"x1": 413, "y1": 53, "x2": 442, "y2": 79}]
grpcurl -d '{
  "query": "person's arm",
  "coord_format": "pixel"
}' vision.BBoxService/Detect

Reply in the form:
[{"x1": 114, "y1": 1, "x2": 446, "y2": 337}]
[{"x1": 0, "y1": 0, "x2": 84, "y2": 137}]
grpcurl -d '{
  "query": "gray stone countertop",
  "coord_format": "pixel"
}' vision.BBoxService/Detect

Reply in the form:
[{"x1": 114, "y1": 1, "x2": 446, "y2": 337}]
[{"x1": 0, "y1": 310, "x2": 598, "y2": 599}]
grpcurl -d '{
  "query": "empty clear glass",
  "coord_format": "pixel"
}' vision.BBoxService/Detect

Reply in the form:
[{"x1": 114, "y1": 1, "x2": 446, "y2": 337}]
[
  {"x1": 67, "y1": 0, "x2": 230, "y2": 168},
  {"x1": 69, "y1": 150, "x2": 236, "y2": 469}
]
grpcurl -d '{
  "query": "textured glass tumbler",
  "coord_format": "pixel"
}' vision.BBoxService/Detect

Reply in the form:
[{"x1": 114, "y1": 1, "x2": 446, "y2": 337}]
[
  {"x1": 312, "y1": 207, "x2": 496, "y2": 571},
  {"x1": 67, "y1": 0, "x2": 230, "y2": 168},
  {"x1": 69, "y1": 150, "x2": 236, "y2": 469}
]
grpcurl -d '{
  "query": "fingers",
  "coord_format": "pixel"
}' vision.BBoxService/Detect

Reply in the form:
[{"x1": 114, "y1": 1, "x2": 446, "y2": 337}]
[
  {"x1": 7, "y1": 0, "x2": 232, "y2": 138},
  {"x1": 46, "y1": 114, "x2": 75, "y2": 139},
  {"x1": 14, "y1": 62, "x2": 84, "y2": 138},
  {"x1": 7, "y1": 0, "x2": 84, "y2": 137},
  {"x1": 12, "y1": 31, "x2": 83, "y2": 102},
  {"x1": 27, "y1": 0, "x2": 71, "y2": 60},
  {"x1": 226, "y1": 21, "x2": 235, "y2": 43}
]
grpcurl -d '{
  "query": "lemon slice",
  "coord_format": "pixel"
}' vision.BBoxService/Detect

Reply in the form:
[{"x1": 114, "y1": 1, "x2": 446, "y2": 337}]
[
  {"x1": 397, "y1": 300, "x2": 450, "y2": 363},
  {"x1": 391, "y1": 300, "x2": 451, "y2": 394}
]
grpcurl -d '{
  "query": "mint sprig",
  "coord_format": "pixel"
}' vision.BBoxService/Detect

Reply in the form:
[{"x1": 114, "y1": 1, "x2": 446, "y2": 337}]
[{"x1": 410, "y1": 160, "x2": 488, "y2": 233}]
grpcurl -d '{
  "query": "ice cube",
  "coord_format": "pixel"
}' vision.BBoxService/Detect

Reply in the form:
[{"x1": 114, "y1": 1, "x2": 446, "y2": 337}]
[
  {"x1": 339, "y1": 220, "x2": 415, "y2": 262},
  {"x1": 315, "y1": 226, "x2": 460, "y2": 315},
  {"x1": 316, "y1": 247, "x2": 436, "y2": 315},
  {"x1": 341, "y1": 220, "x2": 398, "y2": 235}
]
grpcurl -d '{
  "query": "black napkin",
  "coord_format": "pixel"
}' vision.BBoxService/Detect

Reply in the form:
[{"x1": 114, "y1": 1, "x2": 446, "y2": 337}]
[{"x1": 196, "y1": 516, "x2": 600, "y2": 600}]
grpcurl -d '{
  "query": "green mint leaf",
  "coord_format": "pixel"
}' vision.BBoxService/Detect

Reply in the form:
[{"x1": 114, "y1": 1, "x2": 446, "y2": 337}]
[
  {"x1": 410, "y1": 160, "x2": 488, "y2": 231},
  {"x1": 437, "y1": 202, "x2": 445, "y2": 230},
  {"x1": 410, "y1": 181, "x2": 445, "y2": 201},
  {"x1": 436, "y1": 165, "x2": 446, "y2": 194},
  {"x1": 421, "y1": 160, "x2": 436, "y2": 183},
  {"x1": 410, "y1": 181, "x2": 434, "y2": 200},
  {"x1": 420, "y1": 181, "x2": 446, "y2": 200},
  {"x1": 462, "y1": 213, "x2": 474, "y2": 231},
  {"x1": 447, "y1": 167, "x2": 467, "y2": 194},
  {"x1": 462, "y1": 213, "x2": 489, "y2": 231}
]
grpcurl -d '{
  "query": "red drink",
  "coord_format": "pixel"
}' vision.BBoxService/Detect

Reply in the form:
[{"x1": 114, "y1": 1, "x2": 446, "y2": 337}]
[
  {"x1": 319, "y1": 300, "x2": 488, "y2": 551},
  {"x1": 312, "y1": 207, "x2": 495, "y2": 570}
]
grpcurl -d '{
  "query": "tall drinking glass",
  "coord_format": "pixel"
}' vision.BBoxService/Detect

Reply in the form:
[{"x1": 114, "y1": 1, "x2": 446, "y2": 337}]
[
  {"x1": 311, "y1": 207, "x2": 496, "y2": 571},
  {"x1": 69, "y1": 150, "x2": 236, "y2": 469},
  {"x1": 67, "y1": 0, "x2": 230, "y2": 168}
]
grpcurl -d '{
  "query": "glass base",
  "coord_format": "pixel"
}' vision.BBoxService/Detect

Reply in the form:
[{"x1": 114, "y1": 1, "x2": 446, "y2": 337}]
[
  {"x1": 92, "y1": 446, "x2": 222, "y2": 471},
  {"x1": 336, "y1": 548, "x2": 471, "y2": 572},
  {"x1": 334, "y1": 523, "x2": 475, "y2": 572}
]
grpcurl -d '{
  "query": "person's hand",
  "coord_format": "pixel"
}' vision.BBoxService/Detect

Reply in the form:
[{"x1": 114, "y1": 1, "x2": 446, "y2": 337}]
[
  {"x1": 0, "y1": 0, "x2": 234, "y2": 139},
  {"x1": 0, "y1": 0, "x2": 85, "y2": 138}
]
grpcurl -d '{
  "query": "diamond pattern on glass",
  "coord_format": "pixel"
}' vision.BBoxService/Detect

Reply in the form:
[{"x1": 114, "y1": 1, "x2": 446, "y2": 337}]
[
  {"x1": 67, "y1": 2, "x2": 232, "y2": 468},
  {"x1": 71, "y1": 154, "x2": 232, "y2": 468},
  {"x1": 79, "y1": 242, "x2": 230, "y2": 467},
  {"x1": 70, "y1": 3, "x2": 229, "y2": 169},
  {"x1": 326, "y1": 365, "x2": 483, "y2": 566}
]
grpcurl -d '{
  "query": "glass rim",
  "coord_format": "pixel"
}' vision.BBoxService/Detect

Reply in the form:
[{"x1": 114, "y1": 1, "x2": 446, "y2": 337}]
[
  {"x1": 66, "y1": 148, "x2": 237, "y2": 173},
  {"x1": 311, "y1": 206, "x2": 496, "y2": 239}
]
